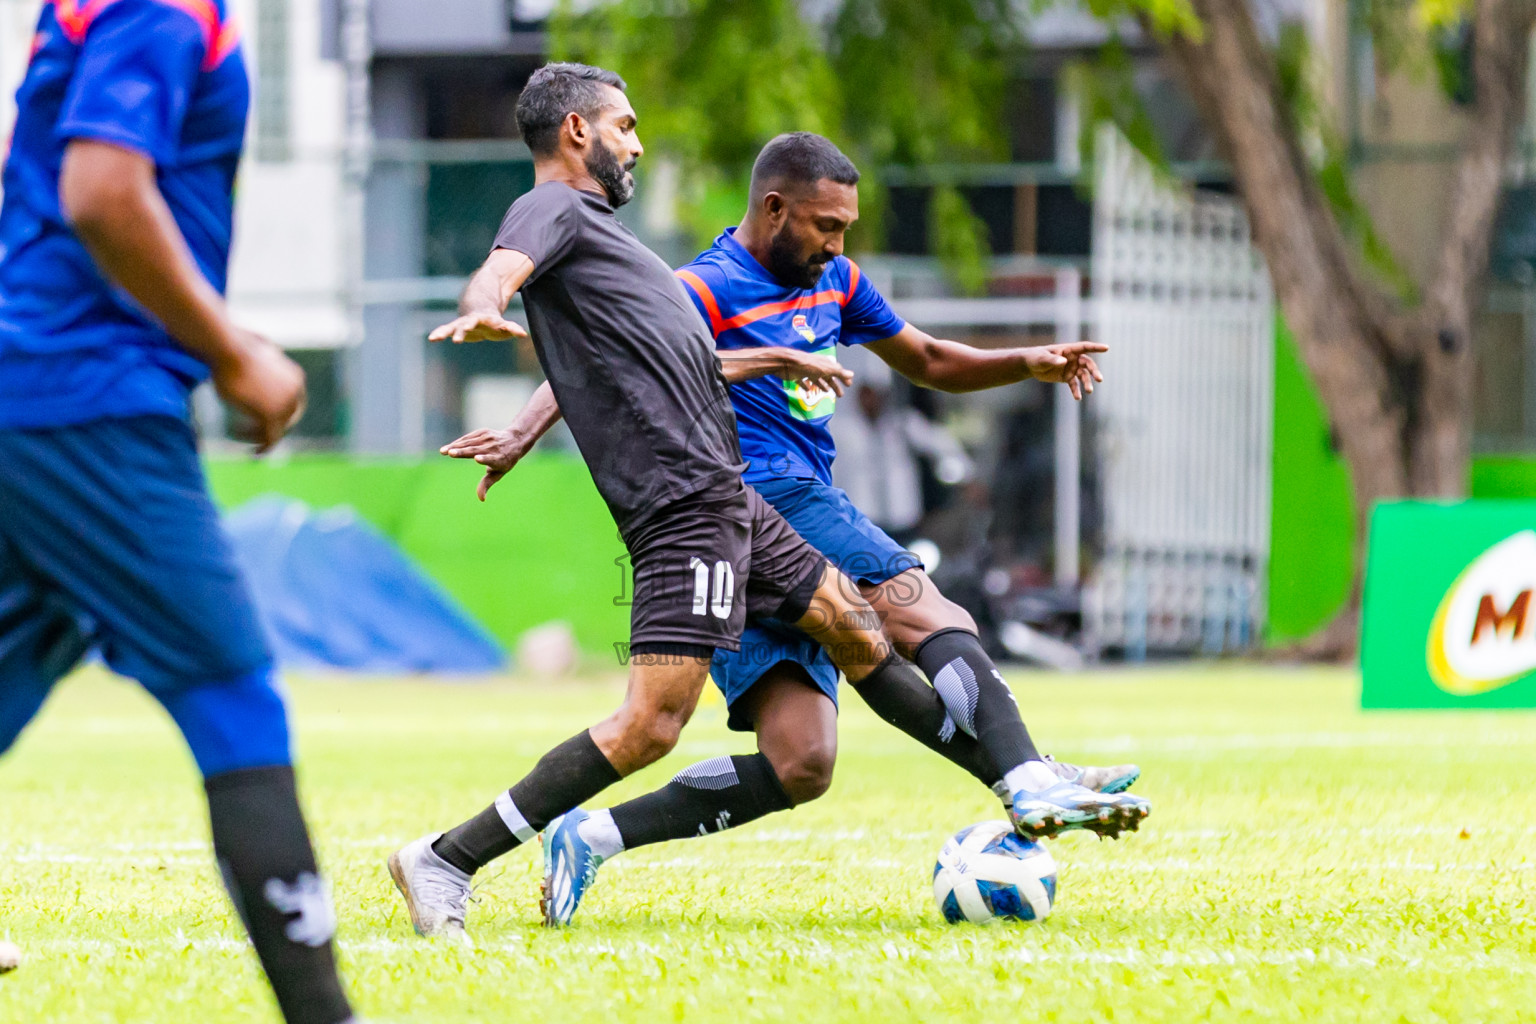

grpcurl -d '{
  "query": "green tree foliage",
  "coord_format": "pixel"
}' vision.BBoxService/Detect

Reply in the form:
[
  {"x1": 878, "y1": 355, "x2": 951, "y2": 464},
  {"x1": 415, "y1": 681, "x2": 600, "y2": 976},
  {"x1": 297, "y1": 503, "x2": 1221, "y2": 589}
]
[
  {"x1": 1271, "y1": 22, "x2": 1418, "y2": 301},
  {"x1": 551, "y1": 0, "x2": 1021, "y2": 291},
  {"x1": 553, "y1": 0, "x2": 840, "y2": 244},
  {"x1": 1061, "y1": 2, "x2": 1443, "y2": 302},
  {"x1": 553, "y1": 0, "x2": 1466, "y2": 298},
  {"x1": 1062, "y1": 39, "x2": 1168, "y2": 171}
]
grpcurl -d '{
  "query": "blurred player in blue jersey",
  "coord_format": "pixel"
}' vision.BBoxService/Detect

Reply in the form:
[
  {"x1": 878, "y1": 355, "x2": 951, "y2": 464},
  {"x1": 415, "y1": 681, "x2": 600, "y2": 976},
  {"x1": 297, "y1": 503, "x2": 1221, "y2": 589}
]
[
  {"x1": 444, "y1": 132, "x2": 1149, "y2": 924},
  {"x1": 0, "y1": 2, "x2": 356, "y2": 1020}
]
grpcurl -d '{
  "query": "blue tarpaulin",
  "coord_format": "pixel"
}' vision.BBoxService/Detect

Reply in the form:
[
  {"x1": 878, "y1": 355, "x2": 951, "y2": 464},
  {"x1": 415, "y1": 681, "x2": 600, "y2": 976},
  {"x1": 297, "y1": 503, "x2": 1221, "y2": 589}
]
[{"x1": 225, "y1": 497, "x2": 506, "y2": 673}]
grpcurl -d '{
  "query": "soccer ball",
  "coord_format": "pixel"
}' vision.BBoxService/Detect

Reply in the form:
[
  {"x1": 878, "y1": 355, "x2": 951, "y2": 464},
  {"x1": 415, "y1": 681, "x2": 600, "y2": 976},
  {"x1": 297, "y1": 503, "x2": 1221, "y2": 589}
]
[{"x1": 932, "y1": 820, "x2": 1058, "y2": 924}]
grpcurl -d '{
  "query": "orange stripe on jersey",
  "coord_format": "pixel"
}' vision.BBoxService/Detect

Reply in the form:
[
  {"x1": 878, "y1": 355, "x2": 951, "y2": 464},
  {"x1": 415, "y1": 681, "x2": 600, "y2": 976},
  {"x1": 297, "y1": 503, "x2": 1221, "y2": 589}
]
[
  {"x1": 153, "y1": 0, "x2": 231, "y2": 66},
  {"x1": 54, "y1": 0, "x2": 239, "y2": 69},
  {"x1": 675, "y1": 269, "x2": 724, "y2": 336},
  {"x1": 203, "y1": 10, "x2": 241, "y2": 69},
  {"x1": 53, "y1": 0, "x2": 122, "y2": 42},
  {"x1": 844, "y1": 259, "x2": 861, "y2": 306},
  {"x1": 717, "y1": 288, "x2": 849, "y2": 332}
]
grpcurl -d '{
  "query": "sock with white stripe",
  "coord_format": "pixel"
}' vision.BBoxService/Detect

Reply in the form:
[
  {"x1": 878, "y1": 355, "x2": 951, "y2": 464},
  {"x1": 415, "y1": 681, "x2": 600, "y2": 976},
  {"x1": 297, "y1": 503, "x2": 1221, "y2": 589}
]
[
  {"x1": 606, "y1": 753, "x2": 792, "y2": 851},
  {"x1": 433, "y1": 730, "x2": 622, "y2": 874},
  {"x1": 914, "y1": 628, "x2": 1040, "y2": 781},
  {"x1": 850, "y1": 653, "x2": 1003, "y2": 786}
]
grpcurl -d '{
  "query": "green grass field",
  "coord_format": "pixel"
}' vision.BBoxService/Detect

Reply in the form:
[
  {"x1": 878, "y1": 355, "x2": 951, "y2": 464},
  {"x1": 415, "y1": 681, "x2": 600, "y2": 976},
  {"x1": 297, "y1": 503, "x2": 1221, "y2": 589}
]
[{"x1": 2, "y1": 664, "x2": 1534, "y2": 1023}]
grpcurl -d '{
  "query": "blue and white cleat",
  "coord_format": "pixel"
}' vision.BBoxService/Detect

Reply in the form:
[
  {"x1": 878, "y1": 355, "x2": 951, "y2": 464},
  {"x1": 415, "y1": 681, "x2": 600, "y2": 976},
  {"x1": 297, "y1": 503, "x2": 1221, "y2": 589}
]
[
  {"x1": 540, "y1": 809, "x2": 602, "y2": 927},
  {"x1": 1046, "y1": 756, "x2": 1142, "y2": 795},
  {"x1": 1008, "y1": 780, "x2": 1151, "y2": 840}
]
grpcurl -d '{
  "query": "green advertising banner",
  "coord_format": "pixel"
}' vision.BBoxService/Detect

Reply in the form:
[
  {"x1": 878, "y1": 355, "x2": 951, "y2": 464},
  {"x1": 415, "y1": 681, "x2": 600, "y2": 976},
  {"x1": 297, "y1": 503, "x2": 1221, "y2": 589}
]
[{"x1": 1362, "y1": 501, "x2": 1536, "y2": 708}]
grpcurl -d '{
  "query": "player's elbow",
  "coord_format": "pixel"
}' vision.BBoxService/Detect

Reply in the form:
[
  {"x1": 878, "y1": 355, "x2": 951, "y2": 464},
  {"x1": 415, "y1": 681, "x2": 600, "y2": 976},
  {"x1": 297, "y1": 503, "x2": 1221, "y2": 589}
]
[
  {"x1": 59, "y1": 141, "x2": 153, "y2": 238},
  {"x1": 907, "y1": 341, "x2": 965, "y2": 393}
]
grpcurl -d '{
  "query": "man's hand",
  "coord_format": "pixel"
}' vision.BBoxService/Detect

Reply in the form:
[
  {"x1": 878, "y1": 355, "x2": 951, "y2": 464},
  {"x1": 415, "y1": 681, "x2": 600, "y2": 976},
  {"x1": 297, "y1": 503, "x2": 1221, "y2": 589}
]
[
  {"x1": 441, "y1": 427, "x2": 534, "y2": 501},
  {"x1": 428, "y1": 312, "x2": 529, "y2": 344},
  {"x1": 773, "y1": 347, "x2": 855, "y2": 397},
  {"x1": 214, "y1": 331, "x2": 307, "y2": 453},
  {"x1": 1023, "y1": 342, "x2": 1107, "y2": 400},
  {"x1": 58, "y1": 139, "x2": 305, "y2": 445}
]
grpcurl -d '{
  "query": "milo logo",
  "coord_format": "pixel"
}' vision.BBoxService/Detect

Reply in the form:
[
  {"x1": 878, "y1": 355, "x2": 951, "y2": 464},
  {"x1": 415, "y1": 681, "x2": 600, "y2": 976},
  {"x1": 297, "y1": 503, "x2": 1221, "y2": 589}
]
[
  {"x1": 782, "y1": 345, "x2": 838, "y2": 422},
  {"x1": 1426, "y1": 530, "x2": 1536, "y2": 695}
]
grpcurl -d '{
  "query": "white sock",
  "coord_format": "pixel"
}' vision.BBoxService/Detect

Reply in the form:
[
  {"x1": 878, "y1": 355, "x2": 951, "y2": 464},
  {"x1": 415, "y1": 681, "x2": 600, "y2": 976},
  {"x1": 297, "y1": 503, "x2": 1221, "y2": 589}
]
[
  {"x1": 1004, "y1": 759, "x2": 1060, "y2": 795},
  {"x1": 576, "y1": 809, "x2": 625, "y2": 863}
]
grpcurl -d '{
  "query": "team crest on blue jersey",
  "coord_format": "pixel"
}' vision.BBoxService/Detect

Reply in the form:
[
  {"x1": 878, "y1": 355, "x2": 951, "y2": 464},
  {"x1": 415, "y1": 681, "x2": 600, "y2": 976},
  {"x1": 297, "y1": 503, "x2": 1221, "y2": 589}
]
[{"x1": 791, "y1": 314, "x2": 817, "y2": 345}]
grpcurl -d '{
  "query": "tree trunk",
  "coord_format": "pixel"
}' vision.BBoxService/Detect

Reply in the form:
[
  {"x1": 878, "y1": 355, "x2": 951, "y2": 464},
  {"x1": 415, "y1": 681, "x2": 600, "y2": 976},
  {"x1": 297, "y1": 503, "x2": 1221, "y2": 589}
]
[
  {"x1": 1410, "y1": 0, "x2": 1536, "y2": 491},
  {"x1": 1148, "y1": 0, "x2": 1536, "y2": 657}
]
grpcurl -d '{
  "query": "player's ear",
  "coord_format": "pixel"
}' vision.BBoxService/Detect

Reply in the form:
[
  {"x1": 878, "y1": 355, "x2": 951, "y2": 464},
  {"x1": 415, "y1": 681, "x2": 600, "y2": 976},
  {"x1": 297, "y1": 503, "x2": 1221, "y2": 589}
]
[
  {"x1": 763, "y1": 191, "x2": 788, "y2": 223},
  {"x1": 564, "y1": 112, "x2": 588, "y2": 148}
]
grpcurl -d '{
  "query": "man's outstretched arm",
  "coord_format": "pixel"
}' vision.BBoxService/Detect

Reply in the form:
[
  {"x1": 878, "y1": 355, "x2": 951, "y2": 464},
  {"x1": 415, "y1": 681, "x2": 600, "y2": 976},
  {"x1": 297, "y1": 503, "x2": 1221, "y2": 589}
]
[
  {"x1": 717, "y1": 347, "x2": 852, "y2": 393},
  {"x1": 442, "y1": 342, "x2": 855, "y2": 501},
  {"x1": 865, "y1": 324, "x2": 1106, "y2": 399},
  {"x1": 441, "y1": 380, "x2": 563, "y2": 501},
  {"x1": 429, "y1": 248, "x2": 535, "y2": 343},
  {"x1": 60, "y1": 140, "x2": 305, "y2": 452}
]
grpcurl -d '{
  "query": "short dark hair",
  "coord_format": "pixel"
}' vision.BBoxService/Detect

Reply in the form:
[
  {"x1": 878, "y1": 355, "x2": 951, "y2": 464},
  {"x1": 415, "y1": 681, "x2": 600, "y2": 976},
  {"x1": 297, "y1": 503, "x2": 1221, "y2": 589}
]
[
  {"x1": 515, "y1": 62, "x2": 627, "y2": 157},
  {"x1": 749, "y1": 132, "x2": 860, "y2": 203}
]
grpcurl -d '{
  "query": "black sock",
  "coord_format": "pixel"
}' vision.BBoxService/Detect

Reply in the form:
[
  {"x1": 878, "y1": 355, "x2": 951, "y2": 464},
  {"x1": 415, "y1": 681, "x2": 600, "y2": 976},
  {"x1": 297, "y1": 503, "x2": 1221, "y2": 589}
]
[
  {"x1": 434, "y1": 730, "x2": 622, "y2": 874},
  {"x1": 608, "y1": 753, "x2": 793, "y2": 850},
  {"x1": 205, "y1": 766, "x2": 353, "y2": 1024},
  {"x1": 914, "y1": 628, "x2": 1040, "y2": 774},
  {"x1": 850, "y1": 653, "x2": 1001, "y2": 786}
]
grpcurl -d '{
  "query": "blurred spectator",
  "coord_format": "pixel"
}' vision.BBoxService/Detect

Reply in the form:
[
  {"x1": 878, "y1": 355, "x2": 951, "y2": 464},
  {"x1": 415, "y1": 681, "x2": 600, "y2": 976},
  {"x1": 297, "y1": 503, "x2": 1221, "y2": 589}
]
[
  {"x1": 990, "y1": 396, "x2": 1056, "y2": 566},
  {"x1": 830, "y1": 347, "x2": 973, "y2": 542}
]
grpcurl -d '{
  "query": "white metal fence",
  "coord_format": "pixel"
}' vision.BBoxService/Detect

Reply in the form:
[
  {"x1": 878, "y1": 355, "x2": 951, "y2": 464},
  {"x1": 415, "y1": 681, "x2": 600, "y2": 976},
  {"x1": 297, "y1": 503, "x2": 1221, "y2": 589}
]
[{"x1": 1085, "y1": 127, "x2": 1275, "y2": 656}]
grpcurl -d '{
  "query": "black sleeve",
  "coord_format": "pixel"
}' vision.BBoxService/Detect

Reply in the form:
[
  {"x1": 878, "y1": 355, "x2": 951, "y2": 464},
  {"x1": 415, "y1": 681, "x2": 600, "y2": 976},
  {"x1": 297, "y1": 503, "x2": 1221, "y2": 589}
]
[{"x1": 491, "y1": 186, "x2": 579, "y2": 282}]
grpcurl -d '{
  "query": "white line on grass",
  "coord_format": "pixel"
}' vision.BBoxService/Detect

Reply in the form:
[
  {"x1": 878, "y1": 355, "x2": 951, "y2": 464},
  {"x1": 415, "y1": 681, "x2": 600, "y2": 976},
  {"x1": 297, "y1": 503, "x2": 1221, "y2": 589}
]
[
  {"x1": 1059, "y1": 731, "x2": 1536, "y2": 754},
  {"x1": 603, "y1": 856, "x2": 1534, "y2": 875},
  {"x1": 8, "y1": 823, "x2": 1536, "y2": 862},
  {"x1": 50, "y1": 721, "x2": 1534, "y2": 752},
  {"x1": 17, "y1": 935, "x2": 1536, "y2": 977},
  {"x1": 8, "y1": 850, "x2": 1530, "y2": 874},
  {"x1": 731, "y1": 824, "x2": 1536, "y2": 843}
]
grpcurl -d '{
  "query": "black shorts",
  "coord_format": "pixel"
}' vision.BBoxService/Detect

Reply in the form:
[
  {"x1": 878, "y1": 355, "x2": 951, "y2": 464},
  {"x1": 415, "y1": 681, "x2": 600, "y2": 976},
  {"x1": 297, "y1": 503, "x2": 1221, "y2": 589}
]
[{"x1": 625, "y1": 480, "x2": 826, "y2": 652}]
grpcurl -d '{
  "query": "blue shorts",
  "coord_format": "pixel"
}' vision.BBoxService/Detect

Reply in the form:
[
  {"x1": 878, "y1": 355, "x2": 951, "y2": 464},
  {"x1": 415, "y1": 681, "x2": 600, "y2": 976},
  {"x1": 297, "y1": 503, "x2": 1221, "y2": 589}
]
[
  {"x1": 0, "y1": 415, "x2": 287, "y2": 775},
  {"x1": 711, "y1": 475, "x2": 919, "y2": 731}
]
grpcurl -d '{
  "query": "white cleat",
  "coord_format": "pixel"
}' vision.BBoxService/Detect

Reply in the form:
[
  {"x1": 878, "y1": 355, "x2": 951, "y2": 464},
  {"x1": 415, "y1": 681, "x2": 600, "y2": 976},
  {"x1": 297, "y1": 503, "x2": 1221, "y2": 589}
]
[
  {"x1": 1046, "y1": 755, "x2": 1142, "y2": 795},
  {"x1": 387, "y1": 833, "x2": 473, "y2": 945}
]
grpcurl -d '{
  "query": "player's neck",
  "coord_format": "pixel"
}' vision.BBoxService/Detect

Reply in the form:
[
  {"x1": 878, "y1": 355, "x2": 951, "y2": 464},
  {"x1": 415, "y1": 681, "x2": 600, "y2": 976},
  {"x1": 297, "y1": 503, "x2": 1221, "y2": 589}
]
[
  {"x1": 734, "y1": 217, "x2": 775, "y2": 275},
  {"x1": 533, "y1": 157, "x2": 609, "y2": 204}
]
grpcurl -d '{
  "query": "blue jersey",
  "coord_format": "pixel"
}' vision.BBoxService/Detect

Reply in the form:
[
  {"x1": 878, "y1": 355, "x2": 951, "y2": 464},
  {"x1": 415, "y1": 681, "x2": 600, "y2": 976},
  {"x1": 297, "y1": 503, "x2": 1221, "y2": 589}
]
[
  {"x1": 677, "y1": 228, "x2": 905, "y2": 485},
  {"x1": 0, "y1": 0, "x2": 248, "y2": 429}
]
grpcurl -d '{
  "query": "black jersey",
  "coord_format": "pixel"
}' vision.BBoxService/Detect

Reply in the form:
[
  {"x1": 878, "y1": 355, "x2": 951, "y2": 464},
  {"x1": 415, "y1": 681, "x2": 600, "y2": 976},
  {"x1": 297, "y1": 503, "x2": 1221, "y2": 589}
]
[{"x1": 492, "y1": 181, "x2": 745, "y2": 533}]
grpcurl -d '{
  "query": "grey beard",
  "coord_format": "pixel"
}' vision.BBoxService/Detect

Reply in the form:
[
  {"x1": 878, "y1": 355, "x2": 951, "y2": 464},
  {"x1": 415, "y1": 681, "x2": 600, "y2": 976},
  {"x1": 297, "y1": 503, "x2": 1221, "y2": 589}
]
[{"x1": 587, "y1": 148, "x2": 635, "y2": 207}]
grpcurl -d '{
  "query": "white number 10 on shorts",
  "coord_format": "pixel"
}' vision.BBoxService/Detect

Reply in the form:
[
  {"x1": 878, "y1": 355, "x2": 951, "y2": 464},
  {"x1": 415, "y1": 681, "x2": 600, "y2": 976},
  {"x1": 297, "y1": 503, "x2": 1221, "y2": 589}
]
[{"x1": 689, "y1": 558, "x2": 735, "y2": 619}]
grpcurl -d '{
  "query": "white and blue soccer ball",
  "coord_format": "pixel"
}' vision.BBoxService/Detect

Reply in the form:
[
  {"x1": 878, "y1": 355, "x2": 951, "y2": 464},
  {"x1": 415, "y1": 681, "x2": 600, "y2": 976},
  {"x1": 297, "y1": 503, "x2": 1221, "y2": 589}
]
[{"x1": 932, "y1": 820, "x2": 1058, "y2": 924}]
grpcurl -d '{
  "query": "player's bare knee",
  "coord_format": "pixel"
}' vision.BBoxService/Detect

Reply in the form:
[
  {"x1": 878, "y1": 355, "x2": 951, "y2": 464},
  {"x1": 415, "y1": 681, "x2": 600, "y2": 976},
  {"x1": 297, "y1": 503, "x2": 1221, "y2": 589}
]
[
  {"x1": 773, "y1": 743, "x2": 836, "y2": 804},
  {"x1": 633, "y1": 712, "x2": 685, "y2": 763},
  {"x1": 865, "y1": 572, "x2": 976, "y2": 649},
  {"x1": 922, "y1": 598, "x2": 976, "y2": 639},
  {"x1": 605, "y1": 701, "x2": 684, "y2": 767},
  {"x1": 897, "y1": 595, "x2": 976, "y2": 644}
]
